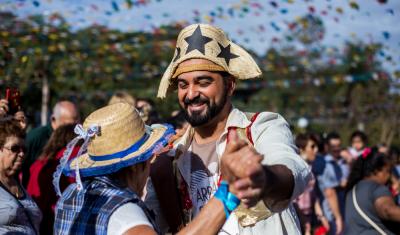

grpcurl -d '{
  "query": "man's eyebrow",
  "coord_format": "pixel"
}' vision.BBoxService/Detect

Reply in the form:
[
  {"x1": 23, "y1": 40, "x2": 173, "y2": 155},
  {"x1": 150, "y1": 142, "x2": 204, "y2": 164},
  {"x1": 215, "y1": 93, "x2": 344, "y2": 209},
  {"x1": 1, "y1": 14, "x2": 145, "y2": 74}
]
[
  {"x1": 176, "y1": 76, "x2": 214, "y2": 82},
  {"x1": 176, "y1": 78, "x2": 187, "y2": 82},
  {"x1": 195, "y1": 76, "x2": 214, "y2": 81}
]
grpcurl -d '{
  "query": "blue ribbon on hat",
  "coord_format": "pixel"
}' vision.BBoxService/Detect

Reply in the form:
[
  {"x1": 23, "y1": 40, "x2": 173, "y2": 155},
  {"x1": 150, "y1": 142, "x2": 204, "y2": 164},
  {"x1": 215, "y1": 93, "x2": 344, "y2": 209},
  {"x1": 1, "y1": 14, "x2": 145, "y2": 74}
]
[{"x1": 88, "y1": 133, "x2": 149, "y2": 161}]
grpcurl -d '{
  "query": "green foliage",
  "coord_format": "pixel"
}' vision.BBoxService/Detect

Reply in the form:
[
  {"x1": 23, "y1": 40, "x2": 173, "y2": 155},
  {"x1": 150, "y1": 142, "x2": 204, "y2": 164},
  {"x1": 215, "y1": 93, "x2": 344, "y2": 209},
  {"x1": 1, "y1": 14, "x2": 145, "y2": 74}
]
[{"x1": 0, "y1": 11, "x2": 398, "y2": 146}]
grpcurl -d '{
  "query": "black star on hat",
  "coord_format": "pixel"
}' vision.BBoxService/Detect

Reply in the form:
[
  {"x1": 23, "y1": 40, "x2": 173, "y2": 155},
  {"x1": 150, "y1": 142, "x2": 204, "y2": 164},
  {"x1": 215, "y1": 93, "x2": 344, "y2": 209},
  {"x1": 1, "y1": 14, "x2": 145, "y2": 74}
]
[
  {"x1": 184, "y1": 25, "x2": 212, "y2": 55},
  {"x1": 173, "y1": 47, "x2": 181, "y2": 62},
  {"x1": 217, "y1": 43, "x2": 239, "y2": 66}
]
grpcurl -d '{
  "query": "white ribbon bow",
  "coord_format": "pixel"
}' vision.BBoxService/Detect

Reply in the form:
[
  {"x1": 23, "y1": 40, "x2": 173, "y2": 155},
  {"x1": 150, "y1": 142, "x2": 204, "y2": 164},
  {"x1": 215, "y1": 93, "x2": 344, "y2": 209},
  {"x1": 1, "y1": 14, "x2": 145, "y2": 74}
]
[{"x1": 53, "y1": 124, "x2": 99, "y2": 197}]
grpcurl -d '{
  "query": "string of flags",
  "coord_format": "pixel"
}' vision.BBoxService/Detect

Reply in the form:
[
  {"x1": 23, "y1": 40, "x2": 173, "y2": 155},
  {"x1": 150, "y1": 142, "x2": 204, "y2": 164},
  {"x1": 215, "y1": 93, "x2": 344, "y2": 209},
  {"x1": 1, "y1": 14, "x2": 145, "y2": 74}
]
[
  {"x1": 0, "y1": 0, "x2": 398, "y2": 78},
  {"x1": 238, "y1": 72, "x2": 390, "y2": 89}
]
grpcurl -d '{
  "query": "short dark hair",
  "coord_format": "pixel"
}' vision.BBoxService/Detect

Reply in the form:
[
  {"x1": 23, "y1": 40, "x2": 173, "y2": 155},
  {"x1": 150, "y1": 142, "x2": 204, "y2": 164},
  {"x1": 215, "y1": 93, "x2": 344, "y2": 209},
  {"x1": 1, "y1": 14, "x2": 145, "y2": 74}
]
[
  {"x1": 326, "y1": 131, "x2": 341, "y2": 144},
  {"x1": 0, "y1": 119, "x2": 25, "y2": 147},
  {"x1": 295, "y1": 133, "x2": 318, "y2": 150},
  {"x1": 350, "y1": 130, "x2": 368, "y2": 144}
]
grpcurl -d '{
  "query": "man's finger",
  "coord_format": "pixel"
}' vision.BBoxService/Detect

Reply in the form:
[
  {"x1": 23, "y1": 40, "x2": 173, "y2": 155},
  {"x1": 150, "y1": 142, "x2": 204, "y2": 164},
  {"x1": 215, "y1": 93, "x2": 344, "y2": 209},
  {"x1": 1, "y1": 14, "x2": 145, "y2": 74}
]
[
  {"x1": 237, "y1": 187, "x2": 263, "y2": 201},
  {"x1": 233, "y1": 178, "x2": 253, "y2": 190}
]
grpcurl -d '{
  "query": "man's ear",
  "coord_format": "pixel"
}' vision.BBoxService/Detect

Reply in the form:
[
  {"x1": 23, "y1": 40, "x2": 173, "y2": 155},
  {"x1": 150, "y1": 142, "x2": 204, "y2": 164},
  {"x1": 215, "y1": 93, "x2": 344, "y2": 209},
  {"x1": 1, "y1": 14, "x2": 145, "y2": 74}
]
[
  {"x1": 227, "y1": 76, "x2": 236, "y2": 96},
  {"x1": 50, "y1": 115, "x2": 57, "y2": 129}
]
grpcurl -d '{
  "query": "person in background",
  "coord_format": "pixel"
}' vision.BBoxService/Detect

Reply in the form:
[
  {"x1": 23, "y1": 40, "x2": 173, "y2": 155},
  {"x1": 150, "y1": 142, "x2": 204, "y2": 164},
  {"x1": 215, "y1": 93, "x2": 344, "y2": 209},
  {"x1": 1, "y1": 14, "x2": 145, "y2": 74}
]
[
  {"x1": 27, "y1": 123, "x2": 81, "y2": 235},
  {"x1": 0, "y1": 98, "x2": 28, "y2": 131},
  {"x1": 22, "y1": 100, "x2": 79, "y2": 186},
  {"x1": 166, "y1": 110, "x2": 189, "y2": 137},
  {"x1": 389, "y1": 147, "x2": 400, "y2": 205},
  {"x1": 377, "y1": 143, "x2": 389, "y2": 155},
  {"x1": 348, "y1": 131, "x2": 368, "y2": 159},
  {"x1": 344, "y1": 148, "x2": 400, "y2": 234},
  {"x1": 317, "y1": 132, "x2": 347, "y2": 235},
  {"x1": 13, "y1": 110, "x2": 28, "y2": 131},
  {"x1": 295, "y1": 133, "x2": 330, "y2": 235},
  {"x1": 136, "y1": 98, "x2": 160, "y2": 125},
  {"x1": 0, "y1": 119, "x2": 42, "y2": 234},
  {"x1": 108, "y1": 90, "x2": 136, "y2": 107}
]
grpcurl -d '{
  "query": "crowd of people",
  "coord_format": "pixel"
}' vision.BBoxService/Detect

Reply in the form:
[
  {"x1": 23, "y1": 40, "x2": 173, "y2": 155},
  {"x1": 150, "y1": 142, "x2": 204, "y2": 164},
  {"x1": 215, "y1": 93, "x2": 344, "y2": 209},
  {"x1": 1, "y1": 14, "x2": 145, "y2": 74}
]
[
  {"x1": 294, "y1": 132, "x2": 400, "y2": 235},
  {"x1": 0, "y1": 23, "x2": 399, "y2": 235}
]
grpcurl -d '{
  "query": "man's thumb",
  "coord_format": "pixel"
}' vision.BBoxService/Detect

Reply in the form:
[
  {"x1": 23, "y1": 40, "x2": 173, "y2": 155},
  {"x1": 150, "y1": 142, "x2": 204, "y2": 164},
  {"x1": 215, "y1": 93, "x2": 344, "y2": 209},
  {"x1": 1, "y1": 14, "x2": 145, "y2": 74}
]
[{"x1": 226, "y1": 128, "x2": 245, "y2": 153}]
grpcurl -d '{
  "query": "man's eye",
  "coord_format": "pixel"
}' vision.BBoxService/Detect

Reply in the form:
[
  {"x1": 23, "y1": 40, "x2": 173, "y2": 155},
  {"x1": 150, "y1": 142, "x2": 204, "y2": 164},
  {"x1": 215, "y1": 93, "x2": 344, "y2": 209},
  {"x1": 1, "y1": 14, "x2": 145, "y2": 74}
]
[
  {"x1": 199, "y1": 81, "x2": 211, "y2": 87},
  {"x1": 178, "y1": 82, "x2": 188, "y2": 89}
]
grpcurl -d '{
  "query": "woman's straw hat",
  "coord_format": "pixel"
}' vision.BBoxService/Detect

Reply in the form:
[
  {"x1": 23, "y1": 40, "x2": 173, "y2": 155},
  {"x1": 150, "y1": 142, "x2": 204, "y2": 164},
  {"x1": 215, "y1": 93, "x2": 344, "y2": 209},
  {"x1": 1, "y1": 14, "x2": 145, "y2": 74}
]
[
  {"x1": 63, "y1": 102, "x2": 174, "y2": 177},
  {"x1": 157, "y1": 23, "x2": 262, "y2": 98}
]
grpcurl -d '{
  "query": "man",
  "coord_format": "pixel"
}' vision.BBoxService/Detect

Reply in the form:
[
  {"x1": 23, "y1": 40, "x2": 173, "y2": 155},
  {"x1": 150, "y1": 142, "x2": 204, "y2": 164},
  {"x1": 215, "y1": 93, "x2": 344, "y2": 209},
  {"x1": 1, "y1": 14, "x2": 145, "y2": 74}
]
[
  {"x1": 22, "y1": 100, "x2": 79, "y2": 186},
  {"x1": 317, "y1": 132, "x2": 348, "y2": 234},
  {"x1": 146, "y1": 24, "x2": 312, "y2": 235}
]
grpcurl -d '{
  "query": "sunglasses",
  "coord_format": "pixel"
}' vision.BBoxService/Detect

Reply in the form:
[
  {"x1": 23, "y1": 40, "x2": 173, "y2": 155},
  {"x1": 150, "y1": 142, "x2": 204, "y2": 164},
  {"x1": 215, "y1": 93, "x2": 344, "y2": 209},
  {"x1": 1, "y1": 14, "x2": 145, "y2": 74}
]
[{"x1": 3, "y1": 145, "x2": 26, "y2": 153}]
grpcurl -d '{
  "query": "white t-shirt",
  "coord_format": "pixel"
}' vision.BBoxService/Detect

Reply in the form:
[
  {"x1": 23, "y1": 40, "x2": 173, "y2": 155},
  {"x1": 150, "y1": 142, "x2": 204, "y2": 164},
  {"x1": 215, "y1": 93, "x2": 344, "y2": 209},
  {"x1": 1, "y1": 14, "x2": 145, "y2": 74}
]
[
  {"x1": 189, "y1": 139, "x2": 219, "y2": 216},
  {"x1": 107, "y1": 202, "x2": 153, "y2": 235}
]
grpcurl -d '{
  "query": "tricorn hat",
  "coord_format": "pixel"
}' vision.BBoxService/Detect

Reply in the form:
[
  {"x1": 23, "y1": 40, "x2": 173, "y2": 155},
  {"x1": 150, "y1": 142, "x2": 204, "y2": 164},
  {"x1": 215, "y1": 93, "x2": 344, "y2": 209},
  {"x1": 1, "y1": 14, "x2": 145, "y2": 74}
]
[{"x1": 157, "y1": 24, "x2": 262, "y2": 98}]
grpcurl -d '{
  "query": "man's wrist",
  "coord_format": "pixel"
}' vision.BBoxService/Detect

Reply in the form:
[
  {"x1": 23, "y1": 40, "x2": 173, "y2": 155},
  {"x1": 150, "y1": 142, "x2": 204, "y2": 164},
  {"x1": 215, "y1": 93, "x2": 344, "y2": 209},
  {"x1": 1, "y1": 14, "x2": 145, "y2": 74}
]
[
  {"x1": 214, "y1": 181, "x2": 240, "y2": 218},
  {"x1": 261, "y1": 165, "x2": 295, "y2": 211},
  {"x1": 261, "y1": 166, "x2": 273, "y2": 200},
  {"x1": 335, "y1": 215, "x2": 342, "y2": 220}
]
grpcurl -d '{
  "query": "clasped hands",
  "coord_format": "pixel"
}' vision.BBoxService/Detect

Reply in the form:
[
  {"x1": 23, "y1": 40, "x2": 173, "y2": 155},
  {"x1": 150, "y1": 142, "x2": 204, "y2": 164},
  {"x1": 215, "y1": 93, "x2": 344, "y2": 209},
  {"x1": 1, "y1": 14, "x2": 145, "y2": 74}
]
[{"x1": 220, "y1": 130, "x2": 266, "y2": 208}]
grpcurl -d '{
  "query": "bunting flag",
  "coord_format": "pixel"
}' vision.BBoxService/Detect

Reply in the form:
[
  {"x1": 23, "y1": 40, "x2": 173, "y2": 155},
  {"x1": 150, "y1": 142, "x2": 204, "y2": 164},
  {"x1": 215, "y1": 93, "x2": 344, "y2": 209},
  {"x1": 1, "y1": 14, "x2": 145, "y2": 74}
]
[
  {"x1": 0, "y1": 0, "x2": 398, "y2": 79},
  {"x1": 237, "y1": 72, "x2": 390, "y2": 90}
]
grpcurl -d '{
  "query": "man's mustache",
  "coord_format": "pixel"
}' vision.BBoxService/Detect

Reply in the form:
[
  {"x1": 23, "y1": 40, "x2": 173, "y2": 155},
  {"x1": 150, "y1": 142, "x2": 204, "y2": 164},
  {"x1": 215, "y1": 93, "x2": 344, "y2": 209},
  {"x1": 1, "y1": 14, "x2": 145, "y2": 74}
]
[{"x1": 183, "y1": 96, "x2": 209, "y2": 107}]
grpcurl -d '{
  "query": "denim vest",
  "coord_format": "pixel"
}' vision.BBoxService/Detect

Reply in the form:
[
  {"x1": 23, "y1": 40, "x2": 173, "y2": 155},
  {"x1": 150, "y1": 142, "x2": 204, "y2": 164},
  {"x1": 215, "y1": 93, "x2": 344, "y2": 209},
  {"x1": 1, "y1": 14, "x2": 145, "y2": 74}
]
[{"x1": 54, "y1": 176, "x2": 160, "y2": 235}]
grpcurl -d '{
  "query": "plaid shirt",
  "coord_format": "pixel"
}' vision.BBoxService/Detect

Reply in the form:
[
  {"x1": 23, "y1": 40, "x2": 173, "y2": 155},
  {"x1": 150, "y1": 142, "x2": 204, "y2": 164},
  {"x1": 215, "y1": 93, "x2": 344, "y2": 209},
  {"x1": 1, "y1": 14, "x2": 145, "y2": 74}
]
[{"x1": 54, "y1": 176, "x2": 160, "y2": 235}]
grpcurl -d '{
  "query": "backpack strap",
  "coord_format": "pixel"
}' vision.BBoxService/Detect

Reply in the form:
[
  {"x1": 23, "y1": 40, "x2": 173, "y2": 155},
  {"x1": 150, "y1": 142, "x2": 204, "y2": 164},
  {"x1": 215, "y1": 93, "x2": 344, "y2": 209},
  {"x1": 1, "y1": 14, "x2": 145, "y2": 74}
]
[
  {"x1": 352, "y1": 186, "x2": 387, "y2": 235},
  {"x1": 245, "y1": 112, "x2": 260, "y2": 145}
]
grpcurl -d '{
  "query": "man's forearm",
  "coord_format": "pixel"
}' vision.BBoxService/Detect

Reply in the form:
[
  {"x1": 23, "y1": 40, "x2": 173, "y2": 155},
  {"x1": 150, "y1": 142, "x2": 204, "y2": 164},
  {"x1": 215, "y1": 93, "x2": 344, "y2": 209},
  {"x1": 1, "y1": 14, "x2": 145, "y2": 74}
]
[
  {"x1": 262, "y1": 165, "x2": 294, "y2": 212},
  {"x1": 177, "y1": 198, "x2": 226, "y2": 235},
  {"x1": 324, "y1": 188, "x2": 342, "y2": 220}
]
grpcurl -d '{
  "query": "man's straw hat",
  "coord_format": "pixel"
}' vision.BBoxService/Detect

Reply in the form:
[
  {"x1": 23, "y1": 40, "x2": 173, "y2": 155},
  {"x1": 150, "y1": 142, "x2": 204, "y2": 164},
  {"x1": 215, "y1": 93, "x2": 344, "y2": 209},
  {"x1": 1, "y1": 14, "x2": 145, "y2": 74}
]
[
  {"x1": 157, "y1": 23, "x2": 262, "y2": 98},
  {"x1": 63, "y1": 102, "x2": 174, "y2": 177}
]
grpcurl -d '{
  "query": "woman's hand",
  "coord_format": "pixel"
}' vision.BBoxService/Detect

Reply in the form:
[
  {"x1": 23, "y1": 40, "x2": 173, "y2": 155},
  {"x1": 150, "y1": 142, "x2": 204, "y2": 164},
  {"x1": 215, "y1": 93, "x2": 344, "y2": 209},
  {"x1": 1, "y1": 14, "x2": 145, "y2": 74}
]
[{"x1": 0, "y1": 99, "x2": 9, "y2": 117}]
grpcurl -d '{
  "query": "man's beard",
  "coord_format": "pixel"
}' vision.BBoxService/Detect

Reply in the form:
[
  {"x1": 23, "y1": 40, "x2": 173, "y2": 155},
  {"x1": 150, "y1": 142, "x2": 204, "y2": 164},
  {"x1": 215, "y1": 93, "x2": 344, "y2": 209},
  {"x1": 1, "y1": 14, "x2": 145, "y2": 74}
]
[{"x1": 180, "y1": 91, "x2": 227, "y2": 127}]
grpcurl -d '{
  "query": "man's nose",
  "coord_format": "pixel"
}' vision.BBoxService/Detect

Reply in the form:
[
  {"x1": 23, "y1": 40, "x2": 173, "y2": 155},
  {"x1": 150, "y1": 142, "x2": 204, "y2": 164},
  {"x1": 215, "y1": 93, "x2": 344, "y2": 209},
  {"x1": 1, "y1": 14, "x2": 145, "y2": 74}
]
[{"x1": 186, "y1": 85, "x2": 200, "y2": 100}]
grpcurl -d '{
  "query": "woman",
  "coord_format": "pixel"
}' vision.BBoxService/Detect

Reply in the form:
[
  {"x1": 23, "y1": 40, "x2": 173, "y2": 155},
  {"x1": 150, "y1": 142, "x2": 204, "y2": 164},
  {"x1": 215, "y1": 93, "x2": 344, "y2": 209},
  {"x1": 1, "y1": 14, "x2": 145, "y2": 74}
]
[
  {"x1": 27, "y1": 123, "x2": 80, "y2": 234},
  {"x1": 0, "y1": 119, "x2": 42, "y2": 234},
  {"x1": 54, "y1": 103, "x2": 244, "y2": 235},
  {"x1": 295, "y1": 133, "x2": 329, "y2": 235},
  {"x1": 344, "y1": 148, "x2": 400, "y2": 234},
  {"x1": 348, "y1": 131, "x2": 368, "y2": 159}
]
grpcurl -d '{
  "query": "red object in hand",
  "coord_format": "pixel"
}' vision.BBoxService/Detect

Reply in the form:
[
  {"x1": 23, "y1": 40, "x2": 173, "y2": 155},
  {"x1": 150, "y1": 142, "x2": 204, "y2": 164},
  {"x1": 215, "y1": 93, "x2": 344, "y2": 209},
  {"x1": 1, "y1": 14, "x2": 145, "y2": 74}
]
[
  {"x1": 314, "y1": 225, "x2": 328, "y2": 235},
  {"x1": 4, "y1": 87, "x2": 21, "y2": 114}
]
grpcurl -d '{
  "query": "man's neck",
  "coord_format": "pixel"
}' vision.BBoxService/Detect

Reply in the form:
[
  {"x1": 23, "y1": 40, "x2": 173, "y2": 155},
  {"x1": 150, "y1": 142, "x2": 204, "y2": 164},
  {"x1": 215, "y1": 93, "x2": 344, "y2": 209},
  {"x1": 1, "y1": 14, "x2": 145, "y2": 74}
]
[
  {"x1": 328, "y1": 154, "x2": 340, "y2": 161},
  {"x1": 193, "y1": 104, "x2": 232, "y2": 145}
]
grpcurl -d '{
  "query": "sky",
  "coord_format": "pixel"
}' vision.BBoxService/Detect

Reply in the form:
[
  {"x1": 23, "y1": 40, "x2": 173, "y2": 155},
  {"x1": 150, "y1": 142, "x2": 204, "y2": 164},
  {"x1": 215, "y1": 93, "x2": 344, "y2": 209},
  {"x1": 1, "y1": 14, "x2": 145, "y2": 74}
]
[{"x1": 1, "y1": 0, "x2": 399, "y2": 74}]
